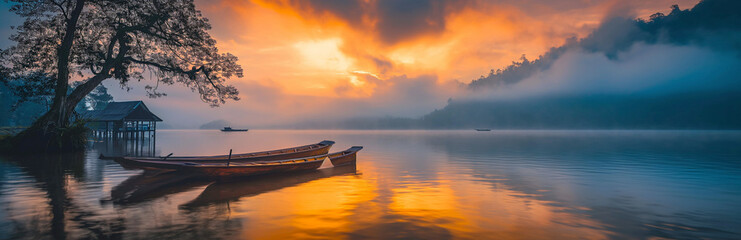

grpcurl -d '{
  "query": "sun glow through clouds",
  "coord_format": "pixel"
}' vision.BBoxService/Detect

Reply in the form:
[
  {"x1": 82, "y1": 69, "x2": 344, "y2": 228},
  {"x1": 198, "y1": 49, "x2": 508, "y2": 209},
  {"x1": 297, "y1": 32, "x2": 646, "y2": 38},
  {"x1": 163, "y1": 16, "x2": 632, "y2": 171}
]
[{"x1": 293, "y1": 38, "x2": 353, "y2": 72}]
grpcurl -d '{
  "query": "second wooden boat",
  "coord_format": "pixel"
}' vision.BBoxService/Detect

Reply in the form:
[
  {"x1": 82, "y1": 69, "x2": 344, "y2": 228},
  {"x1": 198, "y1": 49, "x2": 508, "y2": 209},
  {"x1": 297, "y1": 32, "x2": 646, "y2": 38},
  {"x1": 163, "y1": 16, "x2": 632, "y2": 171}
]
[{"x1": 327, "y1": 146, "x2": 363, "y2": 166}]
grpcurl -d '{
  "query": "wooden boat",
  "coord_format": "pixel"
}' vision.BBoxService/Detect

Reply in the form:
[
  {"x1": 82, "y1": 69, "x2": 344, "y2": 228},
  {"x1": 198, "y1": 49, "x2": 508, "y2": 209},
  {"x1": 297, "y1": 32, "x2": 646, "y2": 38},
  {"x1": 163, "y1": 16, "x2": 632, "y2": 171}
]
[
  {"x1": 475, "y1": 128, "x2": 491, "y2": 131},
  {"x1": 114, "y1": 155, "x2": 328, "y2": 178},
  {"x1": 327, "y1": 146, "x2": 363, "y2": 166},
  {"x1": 101, "y1": 140, "x2": 335, "y2": 164},
  {"x1": 221, "y1": 126, "x2": 248, "y2": 132}
]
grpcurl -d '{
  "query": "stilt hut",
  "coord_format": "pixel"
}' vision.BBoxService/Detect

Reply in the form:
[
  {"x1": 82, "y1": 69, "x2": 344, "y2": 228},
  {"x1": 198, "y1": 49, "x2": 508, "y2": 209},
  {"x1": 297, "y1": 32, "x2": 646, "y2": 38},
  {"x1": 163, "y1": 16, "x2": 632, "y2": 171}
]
[{"x1": 86, "y1": 101, "x2": 162, "y2": 140}]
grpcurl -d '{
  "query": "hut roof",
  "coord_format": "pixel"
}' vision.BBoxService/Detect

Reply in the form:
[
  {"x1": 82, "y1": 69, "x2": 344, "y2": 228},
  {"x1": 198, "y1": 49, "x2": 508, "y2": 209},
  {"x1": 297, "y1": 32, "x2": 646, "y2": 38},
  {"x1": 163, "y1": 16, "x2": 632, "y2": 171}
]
[{"x1": 86, "y1": 101, "x2": 163, "y2": 122}]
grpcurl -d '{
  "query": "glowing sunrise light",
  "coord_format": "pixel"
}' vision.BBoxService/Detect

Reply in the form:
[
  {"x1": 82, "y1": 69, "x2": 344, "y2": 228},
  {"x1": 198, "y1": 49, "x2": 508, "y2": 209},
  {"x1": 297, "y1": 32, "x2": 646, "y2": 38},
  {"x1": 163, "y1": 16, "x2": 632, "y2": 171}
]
[
  {"x1": 292, "y1": 38, "x2": 353, "y2": 71},
  {"x1": 349, "y1": 75, "x2": 365, "y2": 86},
  {"x1": 351, "y1": 70, "x2": 380, "y2": 79}
]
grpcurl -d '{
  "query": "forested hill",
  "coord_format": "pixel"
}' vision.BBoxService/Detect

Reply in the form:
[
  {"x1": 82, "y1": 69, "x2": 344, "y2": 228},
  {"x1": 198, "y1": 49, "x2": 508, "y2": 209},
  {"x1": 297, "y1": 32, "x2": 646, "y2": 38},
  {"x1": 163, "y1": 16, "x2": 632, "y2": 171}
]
[
  {"x1": 467, "y1": 0, "x2": 741, "y2": 89},
  {"x1": 418, "y1": 0, "x2": 741, "y2": 130}
]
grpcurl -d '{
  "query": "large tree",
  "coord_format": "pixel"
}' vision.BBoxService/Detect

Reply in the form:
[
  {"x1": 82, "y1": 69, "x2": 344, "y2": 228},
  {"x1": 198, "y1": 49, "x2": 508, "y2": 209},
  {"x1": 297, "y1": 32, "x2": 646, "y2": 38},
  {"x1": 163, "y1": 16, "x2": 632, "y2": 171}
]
[{"x1": 1, "y1": 0, "x2": 243, "y2": 151}]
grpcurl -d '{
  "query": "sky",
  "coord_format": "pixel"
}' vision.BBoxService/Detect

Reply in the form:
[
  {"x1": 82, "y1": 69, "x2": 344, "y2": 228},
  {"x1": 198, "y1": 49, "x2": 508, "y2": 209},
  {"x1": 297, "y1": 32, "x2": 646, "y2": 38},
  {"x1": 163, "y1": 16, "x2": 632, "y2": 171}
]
[{"x1": 0, "y1": 0, "x2": 710, "y2": 128}]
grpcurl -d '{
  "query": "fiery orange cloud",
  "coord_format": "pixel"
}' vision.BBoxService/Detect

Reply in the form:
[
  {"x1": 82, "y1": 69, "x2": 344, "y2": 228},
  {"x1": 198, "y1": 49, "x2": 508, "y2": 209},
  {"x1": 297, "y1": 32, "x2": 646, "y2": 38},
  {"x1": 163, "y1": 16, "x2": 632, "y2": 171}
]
[
  {"x1": 195, "y1": 0, "x2": 698, "y2": 99},
  {"x1": 117, "y1": 0, "x2": 702, "y2": 127}
]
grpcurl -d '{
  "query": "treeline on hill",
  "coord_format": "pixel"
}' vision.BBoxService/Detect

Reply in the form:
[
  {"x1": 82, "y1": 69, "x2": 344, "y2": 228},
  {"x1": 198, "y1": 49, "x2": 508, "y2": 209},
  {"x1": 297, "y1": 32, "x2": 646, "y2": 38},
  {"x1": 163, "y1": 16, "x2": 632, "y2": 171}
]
[
  {"x1": 0, "y1": 83, "x2": 46, "y2": 127},
  {"x1": 419, "y1": 92, "x2": 741, "y2": 129},
  {"x1": 0, "y1": 75, "x2": 113, "y2": 127},
  {"x1": 298, "y1": 90, "x2": 741, "y2": 129}
]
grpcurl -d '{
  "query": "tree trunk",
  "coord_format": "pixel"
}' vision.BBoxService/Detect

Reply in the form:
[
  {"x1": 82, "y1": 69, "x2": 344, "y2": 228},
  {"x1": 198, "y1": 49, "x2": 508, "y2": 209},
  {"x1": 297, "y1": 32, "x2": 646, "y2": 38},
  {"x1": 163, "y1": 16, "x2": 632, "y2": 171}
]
[
  {"x1": 50, "y1": 0, "x2": 87, "y2": 129},
  {"x1": 4, "y1": 0, "x2": 88, "y2": 153}
]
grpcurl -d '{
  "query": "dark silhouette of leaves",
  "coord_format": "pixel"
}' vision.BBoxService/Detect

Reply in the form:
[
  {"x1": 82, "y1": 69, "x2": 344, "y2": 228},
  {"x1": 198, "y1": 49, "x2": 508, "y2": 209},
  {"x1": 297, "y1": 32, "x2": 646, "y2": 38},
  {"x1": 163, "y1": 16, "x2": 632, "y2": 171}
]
[{"x1": 2, "y1": 0, "x2": 243, "y2": 107}]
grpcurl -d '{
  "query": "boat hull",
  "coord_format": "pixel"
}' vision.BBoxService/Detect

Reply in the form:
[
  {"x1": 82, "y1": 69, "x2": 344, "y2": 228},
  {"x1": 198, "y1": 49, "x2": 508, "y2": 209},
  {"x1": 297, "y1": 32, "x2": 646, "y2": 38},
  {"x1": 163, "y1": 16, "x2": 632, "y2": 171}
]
[
  {"x1": 104, "y1": 141, "x2": 334, "y2": 165},
  {"x1": 191, "y1": 159, "x2": 325, "y2": 178},
  {"x1": 115, "y1": 155, "x2": 327, "y2": 178},
  {"x1": 328, "y1": 146, "x2": 363, "y2": 166}
]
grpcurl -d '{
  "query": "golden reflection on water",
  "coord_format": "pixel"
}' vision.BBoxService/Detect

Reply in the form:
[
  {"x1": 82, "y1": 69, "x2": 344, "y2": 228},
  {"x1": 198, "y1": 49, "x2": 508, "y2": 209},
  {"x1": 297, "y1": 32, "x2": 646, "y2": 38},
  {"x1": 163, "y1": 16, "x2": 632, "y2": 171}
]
[
  {"x1": 234, "y1": 166, "x2": 377, "y2": 239},
  {"x1": 0, "y1": 155, "x2": 612, "y2": 239},
  {"x1": 182, "y1": 160, "x2": 610, "y2": 239},
  {"x1": 3, "y1": 130, "x2": 740, "y2": 239}
]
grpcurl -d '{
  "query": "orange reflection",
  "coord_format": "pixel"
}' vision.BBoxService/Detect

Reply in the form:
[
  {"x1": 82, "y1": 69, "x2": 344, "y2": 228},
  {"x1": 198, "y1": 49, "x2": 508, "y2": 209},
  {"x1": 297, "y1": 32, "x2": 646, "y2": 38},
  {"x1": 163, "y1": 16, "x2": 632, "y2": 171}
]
[
  {"x1": 231, "y1": 165, "x2": 378, "y2": 239},
  {"x1": 199, "y1": 161, "x2": 610, "y2": 239},
  {"x1": 384, "y1": 174, "x2": 611, "y2": 239},
  {"x1": 2, "y1": 155, "x2": 614, "y2": 239}
]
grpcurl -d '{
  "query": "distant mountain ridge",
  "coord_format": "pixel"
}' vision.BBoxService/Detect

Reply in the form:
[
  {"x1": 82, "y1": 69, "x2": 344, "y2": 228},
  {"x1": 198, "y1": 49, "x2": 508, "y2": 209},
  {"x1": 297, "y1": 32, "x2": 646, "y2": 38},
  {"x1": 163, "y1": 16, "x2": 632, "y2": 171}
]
[
  {"x1": 292, "y1": 91, "x2": 741, "y2": 129},
  {"x1": 200, "y1": 119, "x2": 231, "y2": 129},
  {"x1": 418, "y1": 92, "x2": 741, "y2": 129}
]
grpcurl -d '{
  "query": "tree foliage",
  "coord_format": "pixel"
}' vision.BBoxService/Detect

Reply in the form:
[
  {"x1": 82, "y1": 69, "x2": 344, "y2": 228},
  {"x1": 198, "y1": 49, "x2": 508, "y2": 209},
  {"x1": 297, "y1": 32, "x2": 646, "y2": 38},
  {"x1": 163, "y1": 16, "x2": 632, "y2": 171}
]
[
  {"x1": 1, "y1": 0, "x2": 243, "y2": 108},
  {"x1": 1, "y1": 0, "x2": 243, "y2": 152}
]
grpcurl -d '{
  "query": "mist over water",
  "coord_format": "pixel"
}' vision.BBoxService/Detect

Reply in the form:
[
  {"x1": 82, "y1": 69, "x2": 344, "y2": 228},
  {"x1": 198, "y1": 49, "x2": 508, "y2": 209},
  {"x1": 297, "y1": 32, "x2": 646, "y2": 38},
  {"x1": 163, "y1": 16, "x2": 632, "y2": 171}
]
[{"x1": 1, "y1": 130, "x2": 740, "y2": 239}]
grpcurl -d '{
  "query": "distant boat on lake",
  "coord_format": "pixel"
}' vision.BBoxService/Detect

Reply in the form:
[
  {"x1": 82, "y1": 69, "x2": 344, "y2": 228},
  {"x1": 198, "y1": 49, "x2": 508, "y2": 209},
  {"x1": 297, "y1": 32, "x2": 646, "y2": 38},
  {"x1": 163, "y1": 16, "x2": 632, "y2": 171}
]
[
  {"x1": 475, "y1": 128, "x2": 491, "y2": 131},
  {"x1": 221, "y1": 126, "x2": 248, "y2": 132}
]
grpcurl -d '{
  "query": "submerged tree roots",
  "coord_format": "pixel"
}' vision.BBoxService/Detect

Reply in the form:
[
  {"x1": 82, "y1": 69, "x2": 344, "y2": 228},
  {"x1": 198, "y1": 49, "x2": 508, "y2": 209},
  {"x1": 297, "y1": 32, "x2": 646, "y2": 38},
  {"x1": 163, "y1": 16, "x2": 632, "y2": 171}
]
[{"x1": 1, "y1": 120, "x2": 89, "y2": 153}]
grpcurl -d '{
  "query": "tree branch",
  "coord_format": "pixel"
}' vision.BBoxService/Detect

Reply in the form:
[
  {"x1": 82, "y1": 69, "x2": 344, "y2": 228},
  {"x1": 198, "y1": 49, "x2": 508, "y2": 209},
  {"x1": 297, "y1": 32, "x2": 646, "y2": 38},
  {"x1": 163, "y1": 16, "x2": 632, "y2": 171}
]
[
  {"x1": 51, "y1": 0, "x2": 69, "y2": 21},
  {"x1": 65, "y1": 38, "x2": 131, "y2": 110},
  {"x1": 125, "y1": 57, "x2": 220, "y2": 91},
  {"x1": 51, "y1": 0, "x2": 85, "y2": 125}
]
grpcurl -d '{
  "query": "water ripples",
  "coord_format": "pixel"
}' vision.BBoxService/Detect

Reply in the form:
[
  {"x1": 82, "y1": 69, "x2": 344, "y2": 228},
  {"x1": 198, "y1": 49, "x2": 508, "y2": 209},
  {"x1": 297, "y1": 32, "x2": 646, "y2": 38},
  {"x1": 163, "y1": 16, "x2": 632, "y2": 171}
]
[{"x1": 0, "y1": 130, "x2": 740, "y2": 239}]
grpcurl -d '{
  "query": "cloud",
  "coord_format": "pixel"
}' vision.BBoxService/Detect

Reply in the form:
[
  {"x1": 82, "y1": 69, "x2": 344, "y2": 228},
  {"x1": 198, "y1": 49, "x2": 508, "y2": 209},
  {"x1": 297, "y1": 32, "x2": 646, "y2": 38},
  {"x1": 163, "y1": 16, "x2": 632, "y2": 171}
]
[
  {"x1": 264, "y1": 0, "x2": 474, "y2": 45},
  {"x1": 414, "y1": 0, "x2": 741, "y2": 129},
  {"x1": 473, "y1": 43, "x2": 741, "y2": 100},
  {"x1": 373, "y1": 0, "x2": 463, "y2": 44},
  {"x1": 105, "y1": 72, "x2": 459, "y2": 128},
  {"x1": 257, "y1": 0, "x2": 700, "y2": 46},
  {"x1": 288, "y1": 0, "x2": 366, "y2": 26},
  {"x1": 189, "y1": 0, "x2": 703, "y2": 100},
  {"x1": 106, "y1": 0, "x2": 721, "y2": 128}
]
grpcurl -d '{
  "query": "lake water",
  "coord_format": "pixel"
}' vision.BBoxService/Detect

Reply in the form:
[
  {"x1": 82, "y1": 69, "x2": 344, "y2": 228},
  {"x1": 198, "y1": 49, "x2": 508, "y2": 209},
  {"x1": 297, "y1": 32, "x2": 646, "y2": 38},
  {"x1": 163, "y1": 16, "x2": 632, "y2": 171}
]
[{"x1": 1, "y1": 130, "x2": 740, "y2": 239}]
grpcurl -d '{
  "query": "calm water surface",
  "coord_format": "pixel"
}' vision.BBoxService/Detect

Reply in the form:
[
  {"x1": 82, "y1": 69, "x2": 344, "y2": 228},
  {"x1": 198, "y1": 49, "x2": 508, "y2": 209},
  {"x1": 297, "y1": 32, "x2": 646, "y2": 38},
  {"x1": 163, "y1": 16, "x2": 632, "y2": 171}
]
[{"x1": 1, "y1": 130, "x2": 740, "y2": 239}]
